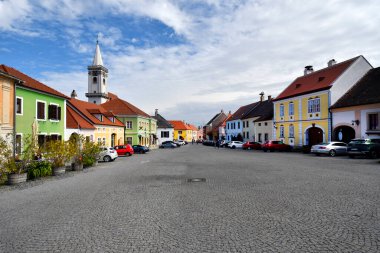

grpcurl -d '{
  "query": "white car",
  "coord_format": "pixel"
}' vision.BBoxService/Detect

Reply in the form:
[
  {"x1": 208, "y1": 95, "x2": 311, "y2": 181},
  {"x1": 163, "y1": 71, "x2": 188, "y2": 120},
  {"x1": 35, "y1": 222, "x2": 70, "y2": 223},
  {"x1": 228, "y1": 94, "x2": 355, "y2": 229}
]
[
  {"x1": 99, "y1": 147, "x2": 118, "y2": 162},
  {"x1": 176, "y1": 140, "x2": 186, "y2": 146},
  {"x1": 228, "y1": 141, "x2": 244, "y2": 149}
]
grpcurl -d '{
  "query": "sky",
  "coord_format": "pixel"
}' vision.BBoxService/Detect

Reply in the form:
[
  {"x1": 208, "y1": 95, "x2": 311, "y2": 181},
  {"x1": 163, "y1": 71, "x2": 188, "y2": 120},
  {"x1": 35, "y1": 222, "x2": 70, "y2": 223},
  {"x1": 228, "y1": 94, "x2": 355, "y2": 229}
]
[{"x1": 1, "y1": 0, "x2": 380, "y2": 126}]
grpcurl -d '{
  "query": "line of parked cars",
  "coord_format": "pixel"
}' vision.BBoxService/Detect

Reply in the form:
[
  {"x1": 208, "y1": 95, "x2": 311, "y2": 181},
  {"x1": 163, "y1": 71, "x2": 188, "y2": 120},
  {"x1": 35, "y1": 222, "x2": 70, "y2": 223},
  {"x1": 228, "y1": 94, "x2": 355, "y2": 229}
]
[
  {"x1": 99, "y1": 144, "x2": 151, "y2": 162},
  {"x1": 159, "y1": 140, "x2": 189, "y2": 148},
  {"x1": 202, "y1": 137, "x2": 380, "y2": 159}
]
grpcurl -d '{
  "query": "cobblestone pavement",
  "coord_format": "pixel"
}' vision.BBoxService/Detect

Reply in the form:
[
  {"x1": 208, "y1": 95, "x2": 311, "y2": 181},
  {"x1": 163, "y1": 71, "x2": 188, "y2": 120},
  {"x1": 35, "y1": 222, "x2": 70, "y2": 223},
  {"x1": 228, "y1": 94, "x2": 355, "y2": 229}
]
[{"x1": 0, "y1": 145, "x2": 379, "y2": 252}]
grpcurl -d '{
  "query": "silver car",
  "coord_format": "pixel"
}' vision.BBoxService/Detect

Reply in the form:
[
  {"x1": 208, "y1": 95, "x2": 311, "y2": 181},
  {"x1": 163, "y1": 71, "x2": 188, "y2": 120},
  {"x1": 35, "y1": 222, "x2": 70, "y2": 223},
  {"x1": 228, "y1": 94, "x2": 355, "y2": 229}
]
[
  {"x1": 99, "y1": 147, "x2": 118, "y2": 162},
  {"x1": 311, "y1": 142, "x2": 347, "y2": 157}
]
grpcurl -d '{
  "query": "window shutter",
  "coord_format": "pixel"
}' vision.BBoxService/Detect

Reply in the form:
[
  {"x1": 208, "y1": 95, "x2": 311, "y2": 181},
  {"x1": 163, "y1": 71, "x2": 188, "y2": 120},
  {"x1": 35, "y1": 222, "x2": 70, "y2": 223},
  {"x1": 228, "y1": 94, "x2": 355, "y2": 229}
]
[{"x1": 58, "y1": 106, "x2": 62, "y2": 120}]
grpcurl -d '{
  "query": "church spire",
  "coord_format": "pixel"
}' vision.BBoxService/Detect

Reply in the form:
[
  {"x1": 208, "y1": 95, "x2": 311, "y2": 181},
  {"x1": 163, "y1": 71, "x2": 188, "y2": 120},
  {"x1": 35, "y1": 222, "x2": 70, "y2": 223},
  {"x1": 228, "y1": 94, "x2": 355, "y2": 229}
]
[{"x1": 92, "y1": 37, "x2": 104, "y2": 66}]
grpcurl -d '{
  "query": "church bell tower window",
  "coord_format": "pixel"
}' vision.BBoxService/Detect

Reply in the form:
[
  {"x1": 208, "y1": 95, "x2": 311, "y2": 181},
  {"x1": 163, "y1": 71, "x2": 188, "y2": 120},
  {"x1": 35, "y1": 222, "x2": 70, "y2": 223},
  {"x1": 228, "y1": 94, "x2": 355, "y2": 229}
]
[{"x1": 93, "y1": 77, "x2": 97, "y2": 83}]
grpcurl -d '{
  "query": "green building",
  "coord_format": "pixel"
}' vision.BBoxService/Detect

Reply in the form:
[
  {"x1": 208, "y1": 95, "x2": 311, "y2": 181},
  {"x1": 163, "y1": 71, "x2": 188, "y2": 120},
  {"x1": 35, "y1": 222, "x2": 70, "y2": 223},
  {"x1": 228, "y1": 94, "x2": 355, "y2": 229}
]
[
  {"x1": 1, "y1": 65, "x2": 68, "y2": 153},
  {"x1": 102, "y1": 93, "x2": 157, "y2": 147}
]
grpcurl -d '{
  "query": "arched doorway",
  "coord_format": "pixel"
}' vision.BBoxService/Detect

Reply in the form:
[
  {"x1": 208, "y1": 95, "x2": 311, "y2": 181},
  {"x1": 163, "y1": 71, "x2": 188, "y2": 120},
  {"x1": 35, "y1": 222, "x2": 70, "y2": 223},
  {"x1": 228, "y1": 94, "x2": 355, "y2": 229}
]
[
  {"x1": 333, "y1": 126, "x2": 355, "y2": 143},
  {"x1": 306, "y1": 127, "x2": 323, "y2": 146},
  {"x1": 111, "y1": 133, "x2": 116, "y2": 147}
]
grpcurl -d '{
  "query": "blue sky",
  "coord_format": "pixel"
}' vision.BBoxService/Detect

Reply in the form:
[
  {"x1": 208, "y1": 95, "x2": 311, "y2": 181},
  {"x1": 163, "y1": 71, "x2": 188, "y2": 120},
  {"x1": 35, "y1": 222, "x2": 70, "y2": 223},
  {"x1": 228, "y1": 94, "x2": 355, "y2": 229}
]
[{"x1": 1, "y1": 0, "x2": 380, "y2": 126}]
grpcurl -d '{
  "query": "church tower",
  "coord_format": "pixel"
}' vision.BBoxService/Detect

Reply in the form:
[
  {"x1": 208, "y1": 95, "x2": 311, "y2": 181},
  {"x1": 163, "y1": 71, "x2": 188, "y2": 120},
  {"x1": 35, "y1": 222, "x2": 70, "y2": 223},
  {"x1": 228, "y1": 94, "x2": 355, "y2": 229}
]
[{"x1": 86, "y1": 39, "x2": 109, "y2": 104}]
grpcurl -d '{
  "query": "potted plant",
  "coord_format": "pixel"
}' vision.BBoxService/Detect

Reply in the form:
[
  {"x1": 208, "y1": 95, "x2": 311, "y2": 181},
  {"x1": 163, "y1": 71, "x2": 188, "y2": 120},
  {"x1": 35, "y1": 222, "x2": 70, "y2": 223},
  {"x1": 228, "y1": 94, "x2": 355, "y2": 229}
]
[
  {"x1": 0, "y1": 137, "x2": 24, "y2": 184},
  {"x1": 42, "y1": 140, "x2": 70, "y2": 176},
  {"x1": 82, "y1": 141, "x2": 101, "y2": 168}
]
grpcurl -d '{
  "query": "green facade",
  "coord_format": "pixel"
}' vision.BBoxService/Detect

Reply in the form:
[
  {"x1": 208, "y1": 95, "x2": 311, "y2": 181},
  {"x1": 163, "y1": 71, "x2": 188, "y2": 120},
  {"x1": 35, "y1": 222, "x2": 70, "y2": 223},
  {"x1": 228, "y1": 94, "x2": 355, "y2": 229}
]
[
  {"x1": 16, "y1": 87, "x2": 65, "y2": 139},
  {"x1": 116, "y1": 115, "x2": 157, "y2": 146}
]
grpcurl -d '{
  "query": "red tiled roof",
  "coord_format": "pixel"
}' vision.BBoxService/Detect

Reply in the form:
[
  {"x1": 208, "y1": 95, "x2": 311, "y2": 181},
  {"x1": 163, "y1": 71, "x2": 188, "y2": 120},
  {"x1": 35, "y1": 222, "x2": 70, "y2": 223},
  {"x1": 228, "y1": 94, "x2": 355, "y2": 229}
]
[
  {"x1": 168, "y1": 120, "x2": 192, "y2": 130},
  {"x1": 66, "y1": 105, "x2": 95, "y2": 130},
  {"x1": 101, "y1": 92, "x2": 150, "y2": 117},
  {"x1": 274, "y1": 57, "x2": 359, "y2": 101},
  {"x1": 0, "y1": 64, "x2": 68, "y2": 99},
  {"x1": 228, "y1": 102, "x2": 260, "y2": 121},
  {"x1": 188, "y1": 124, "x2": 198, "y2": 131},
  {"x1": 69, "y1": 98, "x2": 124, "y2": 127}
]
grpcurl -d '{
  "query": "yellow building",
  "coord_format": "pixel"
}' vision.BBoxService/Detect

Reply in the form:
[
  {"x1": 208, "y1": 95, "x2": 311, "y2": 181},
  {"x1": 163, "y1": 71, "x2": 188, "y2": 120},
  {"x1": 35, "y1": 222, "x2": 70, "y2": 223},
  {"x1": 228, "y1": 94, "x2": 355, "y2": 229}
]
[
  {"x1": 169, "y1": 120, "x2": 193, "y2": 142},
  {"x1": 273, "y1": 56, "x2": 372, "y2": 147},
  {"x1": 66, "y1": 98, "x2": 124, "y2": 147}
]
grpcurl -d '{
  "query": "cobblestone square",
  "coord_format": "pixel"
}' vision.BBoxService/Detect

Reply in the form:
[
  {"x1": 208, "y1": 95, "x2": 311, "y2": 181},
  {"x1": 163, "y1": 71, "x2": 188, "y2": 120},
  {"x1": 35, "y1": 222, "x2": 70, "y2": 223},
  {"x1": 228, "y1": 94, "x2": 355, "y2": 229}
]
[{"x1": 0, "y1": 145, "x2": 379, "y2": 252}]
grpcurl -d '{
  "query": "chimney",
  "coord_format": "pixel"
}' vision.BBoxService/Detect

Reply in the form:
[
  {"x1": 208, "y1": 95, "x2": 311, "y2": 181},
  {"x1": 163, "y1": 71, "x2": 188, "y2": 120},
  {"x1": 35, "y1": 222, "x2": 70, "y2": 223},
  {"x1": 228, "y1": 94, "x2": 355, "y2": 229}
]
[
  {"x1": 155, "y1": 109, "x2": 158, "y2": 116},
  {"x1": 259, "y1": 92, "x2": 265, "y2": 102},
  {"x1": 328, "y1": 59, "x2": 336, "y2": 67},
  {"x1": 304, "y1": 65, "x2": 314, "y2": 75},
  {"x1": 268, "y1": 95, "x2": 272, "y2": 100},
  {"x1": 71, "y1": 90, "x2": 77, "y2": 98}
]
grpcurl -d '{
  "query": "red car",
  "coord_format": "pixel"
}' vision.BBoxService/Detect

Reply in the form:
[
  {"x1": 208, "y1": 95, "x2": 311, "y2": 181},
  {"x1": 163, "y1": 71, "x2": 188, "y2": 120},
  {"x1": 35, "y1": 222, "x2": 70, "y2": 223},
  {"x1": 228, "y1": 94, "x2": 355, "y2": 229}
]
[
  {"x1": 262, "y1": 140, "x2": 292, "y2": 152},
  {"x1": 114, "y1": 144, "x2": 134, "y2": 156},
  {"x1": 242, "y1": 141, "x2": 262, "y2": 150}
]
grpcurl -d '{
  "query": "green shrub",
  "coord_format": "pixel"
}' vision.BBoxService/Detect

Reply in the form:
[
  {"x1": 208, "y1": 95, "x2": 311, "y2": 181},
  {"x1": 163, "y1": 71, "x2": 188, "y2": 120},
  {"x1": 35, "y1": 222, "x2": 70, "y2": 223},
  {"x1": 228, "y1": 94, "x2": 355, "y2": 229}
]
[{"x1": 27, "y1": 161, "x2": 52, "y2": 180}]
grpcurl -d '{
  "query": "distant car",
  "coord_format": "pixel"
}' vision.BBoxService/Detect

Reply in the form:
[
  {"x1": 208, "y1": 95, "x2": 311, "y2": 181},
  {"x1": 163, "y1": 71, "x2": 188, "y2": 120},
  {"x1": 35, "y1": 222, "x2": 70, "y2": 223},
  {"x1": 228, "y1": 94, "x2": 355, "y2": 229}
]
[
  {"x1": 202, "y1": 140, "x2": 215, "y2": 146},
  {"x1": 228, "y1": 141, "x2": 244, "y2": 149},
  {"x1": 262, "y1": 140, "x2": 292, "y2": 152},
  {"x1": 176, "y1": 140, "x2": 186, "y2": 146},
  {"x1": 311, "y1": 142, "x2": 347, "y2": 157},
  {"x1": 196, "y1": 139, "x2": 203, "y2": 143},
  {"x1": 220, "y1": 141, "x2": 230, "y2": 148},
  {"x1": 132, "y1": 145, "x2": 149, "y2": 154},
  {"x1": 160, "y1": 142, "x2": 177, "y2": 148},
  {"x1": 99, "y1": 147, "x2": 118, "y2": 162},
  {"x1": 114, "y1": 144, "x2": 134, "y2": 156},
  {"x1": 347, "y1": 138, "x2": 380, "y2": 158},
  {"x1": 242, "y1": 141, "x2": 262, "y2": 150}
]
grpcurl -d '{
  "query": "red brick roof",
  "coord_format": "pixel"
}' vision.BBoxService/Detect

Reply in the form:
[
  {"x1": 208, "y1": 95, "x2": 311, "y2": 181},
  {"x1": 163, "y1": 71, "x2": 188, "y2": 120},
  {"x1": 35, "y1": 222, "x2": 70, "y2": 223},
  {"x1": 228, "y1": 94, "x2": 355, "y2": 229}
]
[
  {"x1": 274, "y1": 57, "x2": 359, "y2": 101},
  {"x1": 0, "y1": 65, "x2": 68, "y2": 99},
  {"x1": 69, "y1": 98, "x2": 124, "y2": 127},
  {"x1": 66, "y1": 105, "x2": 95, "y2": 130},
  {"x1": 168, "y1": 120, "x2": 192, "y2": 130},
  {"x1": 101, "y1": 92, "x2": 150, "y2": 117},
  {"x1": 188, "y1": 124, "x2": 198, "y2": 131}
]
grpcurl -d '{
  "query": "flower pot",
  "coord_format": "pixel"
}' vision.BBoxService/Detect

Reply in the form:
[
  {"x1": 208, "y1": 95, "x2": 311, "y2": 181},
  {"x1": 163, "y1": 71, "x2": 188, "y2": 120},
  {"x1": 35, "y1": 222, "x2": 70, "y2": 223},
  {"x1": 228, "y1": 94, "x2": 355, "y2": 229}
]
[
  {"x1": 8, "y1": 173, "x2": 27, "y2": 185},
  {"x1": 72, "y1": 163, "x2": 83, "y2": 171},
  {"x1": 53, "y1": 166, "x2": 66, "y2": 176}
]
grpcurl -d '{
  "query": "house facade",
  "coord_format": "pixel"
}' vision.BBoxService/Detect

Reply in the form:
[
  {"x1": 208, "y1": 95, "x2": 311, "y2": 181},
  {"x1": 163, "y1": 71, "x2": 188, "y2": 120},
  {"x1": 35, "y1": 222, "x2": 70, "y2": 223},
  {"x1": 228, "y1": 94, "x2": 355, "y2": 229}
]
[
  {"x1": 152, "y1": 109, "x2": 174, "y2": 145},
  {"x1": 1, "y1": 65, "x2": 68, "y2": 153},
  {"x1": 203, "y1": 110, "x2": 228, "y2": 140},
  {"x1": 0, "y1": 67, "x2": 21, "y2": 142},
  {"x1": 226, "y1": 102, "x2": 259, "y2": 142},
  {"x1": 68, "y1": 98, "x2": 124, "y2": 147},
  {"x1": 330, "y1": 67, "x2": 380, "y2": 142},
  {"x1": 169, "y1": 120, "x2": 193, "y2": 142},
  {"x1": 273, "y1": 56, "x2": 372, "y2": 147}
]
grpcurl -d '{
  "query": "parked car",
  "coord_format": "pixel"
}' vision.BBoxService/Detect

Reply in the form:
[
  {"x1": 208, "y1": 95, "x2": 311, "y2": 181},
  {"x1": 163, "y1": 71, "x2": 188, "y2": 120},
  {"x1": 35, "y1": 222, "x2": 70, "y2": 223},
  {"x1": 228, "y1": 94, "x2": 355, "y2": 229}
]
[
  {"x1": 242, "y1": 141, "x2": 262, "y2": 150},
  {"x1": 175, "y1": 140, "x2": 186, "y2": 146},
  {"x1": 160, "y1": 142, "x2": 177, "y2": 148},
  {"x1": 262, "y1": 140, "x2": 292, "y2": 152},
  {"x1": 99, "y1": 147, "x2": 118, "y2": 162},
  {"x1": 228, "y1": 141, "x2": 244, "y2": 149},
  {"x1": 163, "y1": 141, "x2": 180, "y2": 147},
  {"x1": 347, "y1": 138, "x2": 380, "y2": 158},
  {"x1": 220, "y1": 141, "x2": 230, "y2": 148},
  {"x1": 310, "y1": 142, "x2": 347, "y2": 157},
  {"x1": 202, "y1": 140, "x2": 215, "y2": 146},
  {"x1": 132, "y1": 145, "x2": 149, "y2": 154},
  {"x1": 114, "y1": 144, "x2": 134, "y2": 156}
]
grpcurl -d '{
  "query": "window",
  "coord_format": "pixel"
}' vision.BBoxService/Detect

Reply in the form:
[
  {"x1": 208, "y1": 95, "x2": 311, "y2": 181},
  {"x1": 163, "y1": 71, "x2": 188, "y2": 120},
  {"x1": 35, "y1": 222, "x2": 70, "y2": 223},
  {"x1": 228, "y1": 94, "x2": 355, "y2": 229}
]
[
  {"x1": 93, "y1": 77, "x2": 97, "y2": 83},
  {"x1": 48, "y1": 104, "x2": 61, "y2": 121},
  {"x1": 258, "y1": 123, "x2": 261, "y2": 126},
  {"x1": 161, "y1": 131, "x2": 169, "y2": 138},
  {"x1": 178, "y1": 131, "x2": 183, "y2": 134},
  {"x1": 308, "y1": 98, "x2": 320, "y2": 113},
  {"x1": 280, "y1": 125, "x2": 284, "y2": 138},
  {"x1": 246, "y1": 121, "x2": 249, "y2": 128},
  {"x1": 16, "y1": 97, "x2": 23, "y2": 115},
  {"x1": 126, "y1": 137, "x2": 132, "y2": 144},
  {"x1": 97, "y1": 138, "x2": 102, "y2": 145},
  {"x1": 280, "y1": 104, "x2": 284, "y2": 117},
  {"x1": 103, "y1": 78, "x2": 106, "y2": 85},
  {"x1": 314, "y1": 98, "x2": 320, "y2": 112},
  {"x1": 102, "y1": 138, "x2": 106, "y2": 145},
  {"x1": 38, "y1": 135, "x2": 46, "y2": 147},
  {"x1": 238, "y1": 122, "x2": 240, "y2": 129},
  {"x1": 265, "y1": 122, "x2": 268, "y2": 126},
  {"x1": 308, "y1": 99, "x2": 313, "y2": 113},
  {"x1": 246, "y1": 131, "x2": 249, "y2": 138},
  {"x1": 289, "y1": 102, "x2": 294, "y2": 116},
  {"x1": 368, "y1": 113, "x2": 379, "y2": 130},
  {"x1": 50, "y1": 134, "x2": 61, "y2": 141},
  {"x1": 126, "y1": 121, "x2": 132, "y2": 129},
  {"x1": 289, "y1": 125, "x2": 294, "y2": 137},
  {"x1": 258, "y1": 133, "x2": 262, "y2": 142},
  {"x1": 243, "y1": 121, "x2": 245, "y2": 128},
  {"x1": 37, "y1": 101, "x2": 46, "y2": 120},
  {"x1": 264, "y1": 133, "x2": 268, "y2": 141}
]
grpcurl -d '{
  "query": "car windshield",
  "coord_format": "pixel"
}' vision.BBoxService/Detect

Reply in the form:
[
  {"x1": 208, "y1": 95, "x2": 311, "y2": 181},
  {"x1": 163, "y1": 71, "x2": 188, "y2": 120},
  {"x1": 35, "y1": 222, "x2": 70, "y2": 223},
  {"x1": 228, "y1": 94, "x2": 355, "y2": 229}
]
[{"x1": 350, "y1": 139, "x2": 366, "y2": 144}]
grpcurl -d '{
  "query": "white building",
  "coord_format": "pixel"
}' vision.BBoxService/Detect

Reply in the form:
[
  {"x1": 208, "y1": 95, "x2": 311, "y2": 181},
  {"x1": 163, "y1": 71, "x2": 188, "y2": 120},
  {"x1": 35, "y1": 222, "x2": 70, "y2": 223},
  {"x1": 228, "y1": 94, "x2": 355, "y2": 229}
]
[{"x1": 152, "y1": 109, "x2": 174, "y2": 145}]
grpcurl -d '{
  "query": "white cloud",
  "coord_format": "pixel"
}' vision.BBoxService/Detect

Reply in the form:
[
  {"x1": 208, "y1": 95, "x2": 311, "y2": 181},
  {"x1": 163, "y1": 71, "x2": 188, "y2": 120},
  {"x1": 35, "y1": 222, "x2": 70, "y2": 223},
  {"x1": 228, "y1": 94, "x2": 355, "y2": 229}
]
[{"x1": 2, "y1": 0, "x2": 380, "y2": 124}]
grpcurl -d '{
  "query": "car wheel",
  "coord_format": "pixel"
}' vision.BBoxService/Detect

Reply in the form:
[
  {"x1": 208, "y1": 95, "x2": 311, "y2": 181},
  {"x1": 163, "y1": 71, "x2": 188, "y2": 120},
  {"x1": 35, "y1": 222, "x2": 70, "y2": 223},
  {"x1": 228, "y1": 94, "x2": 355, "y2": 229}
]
[
  {"x1": 103, "y1": 155, "x2": 111, "y2": 162},
  {"x1": 315, "y1": 153, "x2": 320, "y2": 156},
  {"x1": 248, "y1": 147, "x2": 251, "y2": 150},
  {"x1": 232, "y1": 146, "x2": 236, "y2": 149},
  {"x1": 126, "y1": 152, "x2": 131, "y2": 156},
  {"x1": 329, "y1": 150, "x2": 336, "y2": 157},
  {"x1": 140, "y1": 150, "x2": 145, "y2": 154},
  {"x1": 369, "y1": 150, "x2": 378, "y2": 159}
]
